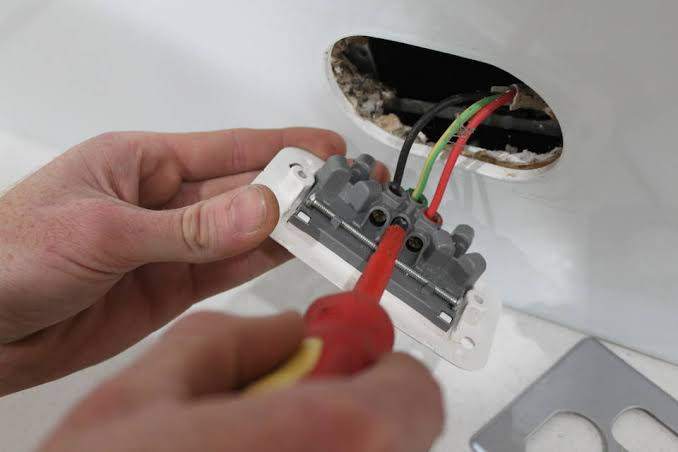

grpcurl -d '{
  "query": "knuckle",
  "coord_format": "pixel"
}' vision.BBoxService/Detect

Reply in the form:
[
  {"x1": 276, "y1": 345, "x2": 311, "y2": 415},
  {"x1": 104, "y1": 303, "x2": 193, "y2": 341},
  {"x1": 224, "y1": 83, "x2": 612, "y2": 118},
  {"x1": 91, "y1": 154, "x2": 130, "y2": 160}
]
[
  {"x1": 83, "y1": 132, "x2": 146, "y2": 171},
  {"x1": 90, "y1": 374, "x2": 130, "y2": 402},
  {"x1": 79, "y1": 372, "x2": 152, "y2": 417},
  {"x1": 86, "y1": 131, "x2": 131, "y2": 155},
  {"x1": 168, "y1": 312, "x2": 233, "y2": 336},
  {"x1": 411, "y1": 361, "x2": 442, "y2": 409},
  {"x1": 90, "y1": 131, "x2": 132, "y2": 148},
  {"x1": 227, "y1": 129, "x2": 248, "y2": 172},
  {"x1": 179, "y1": 201, "x2": 214, "y2": 256},
  {"x1": 389, "y1": 353, "x2": 440, "y2": 391},
  {"x1": 302, "y1": 392, "x2": 395, "y2": 452},
  {"x1": 386, "y1": 353, "x2": 445, "y2": 430},
  {"x1": 158, "y1": 312, "x2": 240, "y2": 375},
  {"x1": 92, "y1": 131, "x2": 120, "y2": 143}
]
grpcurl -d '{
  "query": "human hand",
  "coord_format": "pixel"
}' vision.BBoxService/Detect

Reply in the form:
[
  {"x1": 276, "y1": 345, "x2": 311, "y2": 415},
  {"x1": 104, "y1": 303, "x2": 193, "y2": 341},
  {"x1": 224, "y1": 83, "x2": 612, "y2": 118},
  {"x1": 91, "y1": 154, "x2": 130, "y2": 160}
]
[
  {"x1": 39, "y1": 311, "x2": 444, "y2": 452},
  {"x1": 0, "y1": 128, "x2": 381, "y2": 394}
]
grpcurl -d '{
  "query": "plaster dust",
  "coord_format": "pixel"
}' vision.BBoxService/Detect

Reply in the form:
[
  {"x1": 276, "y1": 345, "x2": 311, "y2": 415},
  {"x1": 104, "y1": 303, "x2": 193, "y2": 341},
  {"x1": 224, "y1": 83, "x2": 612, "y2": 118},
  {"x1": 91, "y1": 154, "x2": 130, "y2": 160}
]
[
  {"x1": 462, "y1": 145, "x2": 562, "y2": 170},
  {"x1": 330, "y1": 38, "x2": 427, "y2": 144},
  {"x1": 493, "y1": 83, "x2": 556, "y2": 120}
]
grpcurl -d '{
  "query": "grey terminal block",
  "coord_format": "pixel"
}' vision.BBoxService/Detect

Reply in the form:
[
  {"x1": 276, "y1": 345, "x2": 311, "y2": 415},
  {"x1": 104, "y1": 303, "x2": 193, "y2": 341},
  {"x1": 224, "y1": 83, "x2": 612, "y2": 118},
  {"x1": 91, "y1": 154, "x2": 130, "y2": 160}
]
[{"x1": 289, "y1": 154, "x2": 486, "y2": 331}]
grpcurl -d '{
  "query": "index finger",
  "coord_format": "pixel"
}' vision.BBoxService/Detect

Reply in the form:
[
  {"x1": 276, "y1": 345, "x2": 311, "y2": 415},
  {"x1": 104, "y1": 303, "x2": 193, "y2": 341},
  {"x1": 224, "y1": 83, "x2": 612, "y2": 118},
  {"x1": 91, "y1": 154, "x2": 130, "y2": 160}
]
[{"x1": 162, "y1": 127, "x2": 346, "y2": 181}]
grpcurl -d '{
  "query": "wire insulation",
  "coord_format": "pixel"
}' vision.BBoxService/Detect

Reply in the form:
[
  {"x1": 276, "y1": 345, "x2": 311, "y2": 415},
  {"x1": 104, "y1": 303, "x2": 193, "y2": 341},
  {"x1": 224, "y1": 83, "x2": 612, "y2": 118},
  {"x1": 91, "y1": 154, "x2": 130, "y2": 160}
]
[
  {"x1": 425, "y1": 90, "x2": 516, "y2": 219},
  {"x1": 391, "y1": 92, "x2": 482, "y2": 189},
  {"x1": 411, "y1": 95, "x2": 500, "y2": 201}
]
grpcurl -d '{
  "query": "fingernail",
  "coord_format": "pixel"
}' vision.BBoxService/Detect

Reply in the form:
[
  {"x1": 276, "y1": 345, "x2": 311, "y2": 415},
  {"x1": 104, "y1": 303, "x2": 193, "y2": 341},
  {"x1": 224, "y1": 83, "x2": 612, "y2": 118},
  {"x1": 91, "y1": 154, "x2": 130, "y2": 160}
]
[{"x1": 229, "y1": 185, "x2": 268, "y2": 234}]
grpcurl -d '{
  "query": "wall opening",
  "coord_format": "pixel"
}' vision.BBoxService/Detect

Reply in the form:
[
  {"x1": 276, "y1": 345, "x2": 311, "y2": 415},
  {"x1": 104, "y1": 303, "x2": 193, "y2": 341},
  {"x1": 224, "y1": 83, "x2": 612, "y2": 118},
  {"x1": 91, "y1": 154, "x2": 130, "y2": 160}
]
[{"x1": 329, "y1": 36, "x2": 563, "y2": 170}]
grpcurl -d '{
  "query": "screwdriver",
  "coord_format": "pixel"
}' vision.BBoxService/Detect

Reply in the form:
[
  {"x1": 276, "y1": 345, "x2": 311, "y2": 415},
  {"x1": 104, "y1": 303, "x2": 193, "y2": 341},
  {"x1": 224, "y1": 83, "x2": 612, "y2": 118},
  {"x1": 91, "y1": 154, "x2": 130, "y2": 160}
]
[{"x1": 245, "y1": 222, "x2": 407, "y2": 393}]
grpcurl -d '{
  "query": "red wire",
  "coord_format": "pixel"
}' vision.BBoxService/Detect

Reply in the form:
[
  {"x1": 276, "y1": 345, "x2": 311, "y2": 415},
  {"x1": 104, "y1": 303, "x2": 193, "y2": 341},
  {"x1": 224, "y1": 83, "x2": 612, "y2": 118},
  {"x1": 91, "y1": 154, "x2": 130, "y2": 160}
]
[{"x1": 425, "y1": 90, "x2": 516, "y2": 219}]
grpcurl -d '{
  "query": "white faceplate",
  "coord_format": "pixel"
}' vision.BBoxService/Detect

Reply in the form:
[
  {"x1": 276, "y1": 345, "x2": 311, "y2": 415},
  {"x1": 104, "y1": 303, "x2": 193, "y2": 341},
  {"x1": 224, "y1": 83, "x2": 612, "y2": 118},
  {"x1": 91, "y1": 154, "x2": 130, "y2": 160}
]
[{"x1": 253, "y1": 148, "x2": 501, "y2": 369}]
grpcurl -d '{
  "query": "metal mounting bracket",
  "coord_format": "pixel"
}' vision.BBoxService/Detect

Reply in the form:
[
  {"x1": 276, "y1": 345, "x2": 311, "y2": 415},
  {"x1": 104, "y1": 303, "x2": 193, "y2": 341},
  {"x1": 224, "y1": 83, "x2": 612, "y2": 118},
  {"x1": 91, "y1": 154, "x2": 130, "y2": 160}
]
[{"x1": 471, "y1": 338, "x2": 678, "y2": 452}]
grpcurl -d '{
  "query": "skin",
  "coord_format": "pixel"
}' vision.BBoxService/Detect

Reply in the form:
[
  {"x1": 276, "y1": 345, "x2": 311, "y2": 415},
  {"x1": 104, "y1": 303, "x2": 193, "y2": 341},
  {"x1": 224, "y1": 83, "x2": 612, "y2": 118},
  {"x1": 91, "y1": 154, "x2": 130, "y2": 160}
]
[{"x1": 0, "y1": 128, "x2": 443, "y2": 451}]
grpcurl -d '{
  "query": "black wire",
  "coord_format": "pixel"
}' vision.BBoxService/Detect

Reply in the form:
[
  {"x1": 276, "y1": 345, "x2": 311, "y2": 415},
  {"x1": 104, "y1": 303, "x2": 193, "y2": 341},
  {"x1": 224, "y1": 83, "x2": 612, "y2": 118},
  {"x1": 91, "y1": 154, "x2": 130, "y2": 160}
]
[{"x1": 390, "y1": 92, "x2": 485, "y2": 191}]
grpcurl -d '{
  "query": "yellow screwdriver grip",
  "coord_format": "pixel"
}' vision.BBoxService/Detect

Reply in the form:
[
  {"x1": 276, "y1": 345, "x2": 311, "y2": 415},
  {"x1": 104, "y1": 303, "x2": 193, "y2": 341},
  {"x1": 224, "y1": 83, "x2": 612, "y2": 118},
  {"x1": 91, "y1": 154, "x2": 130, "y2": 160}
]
[{"x1": 244, "y1": 337, "x2": 323, "y2": 395}]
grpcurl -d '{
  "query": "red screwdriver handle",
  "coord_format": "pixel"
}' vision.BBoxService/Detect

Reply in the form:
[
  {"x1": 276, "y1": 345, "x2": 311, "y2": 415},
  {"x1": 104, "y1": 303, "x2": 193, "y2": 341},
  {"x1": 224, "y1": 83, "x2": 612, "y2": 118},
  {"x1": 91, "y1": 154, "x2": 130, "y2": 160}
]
[
  {"x1": 304, "y1": 225, "x2": 406, "y2": 377},
  {"x1": 304, "y1": 292, "x2": 394, "y2": 376},
  {"x1": 244, "y1": 225, "x2": 407, "y2": 393}
]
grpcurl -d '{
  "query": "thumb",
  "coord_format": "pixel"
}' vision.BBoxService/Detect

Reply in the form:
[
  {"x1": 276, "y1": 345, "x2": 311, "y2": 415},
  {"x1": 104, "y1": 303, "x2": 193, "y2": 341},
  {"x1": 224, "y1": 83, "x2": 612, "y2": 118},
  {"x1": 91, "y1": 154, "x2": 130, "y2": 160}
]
[{"x1": 128, "y1": 184, "x2": 280, "y2": 264}]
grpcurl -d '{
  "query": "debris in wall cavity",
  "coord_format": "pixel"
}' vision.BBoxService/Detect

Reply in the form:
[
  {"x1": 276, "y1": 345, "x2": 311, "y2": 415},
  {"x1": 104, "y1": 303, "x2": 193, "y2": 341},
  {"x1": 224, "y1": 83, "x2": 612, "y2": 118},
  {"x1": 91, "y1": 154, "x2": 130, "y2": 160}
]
[
  {"x1": 462, "y1": 145, "x2": 562, "y2": 169},
  {"x1": 331, "y1": 38, "x2": 427, "y2": 144},
  {"x1": 373, "y1": 113, "x2": 423, "y2": 140},
  {"x1": 492, "y1": 84, "x2": 556, "y2": 119}
]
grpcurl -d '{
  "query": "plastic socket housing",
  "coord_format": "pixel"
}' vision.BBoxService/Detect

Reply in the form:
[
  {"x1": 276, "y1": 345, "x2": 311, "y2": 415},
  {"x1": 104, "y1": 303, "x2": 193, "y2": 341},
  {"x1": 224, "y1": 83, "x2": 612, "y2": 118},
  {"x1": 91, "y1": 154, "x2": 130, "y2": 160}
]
[
  {"x1": 253, "y1": 148, "x2": 501, "y2": 369},
  {"x1": 291, "y1": 153, "x2": 487, "y2": 331}
]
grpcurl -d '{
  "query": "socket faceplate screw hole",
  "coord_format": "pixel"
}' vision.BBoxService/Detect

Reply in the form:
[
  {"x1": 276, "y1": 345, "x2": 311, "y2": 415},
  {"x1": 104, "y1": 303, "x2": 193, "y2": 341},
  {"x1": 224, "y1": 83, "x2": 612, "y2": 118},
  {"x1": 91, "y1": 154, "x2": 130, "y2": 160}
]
[
  {"x1": 289, "y1": 163, "x2": 307, "y2": 179},
  {"x1": 369, "y1": 209, "x2": 387, "y2": 227},
  {"x1": 461, "y1": 337, "x2": 475, "y2": 350},
  {"x1": 472, "y1": 293, "x2": 484, "y2": 305},
  {"x1": 406, "y1": 236, "x2": 424, "y2": 252}
]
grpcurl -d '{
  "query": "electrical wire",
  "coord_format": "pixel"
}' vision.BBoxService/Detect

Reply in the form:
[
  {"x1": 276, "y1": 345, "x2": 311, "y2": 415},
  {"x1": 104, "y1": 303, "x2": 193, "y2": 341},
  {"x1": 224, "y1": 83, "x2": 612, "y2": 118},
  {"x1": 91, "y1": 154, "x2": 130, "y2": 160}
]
[
  {"x1": 391, "y1": 92, "x2": 482, "y2": 190},
  {"x1": 425, "y1": 89, "x2": 516, "y2": 219},
  {"x1": 411, "y1": 94, "x2": 500, "y2": 201}
]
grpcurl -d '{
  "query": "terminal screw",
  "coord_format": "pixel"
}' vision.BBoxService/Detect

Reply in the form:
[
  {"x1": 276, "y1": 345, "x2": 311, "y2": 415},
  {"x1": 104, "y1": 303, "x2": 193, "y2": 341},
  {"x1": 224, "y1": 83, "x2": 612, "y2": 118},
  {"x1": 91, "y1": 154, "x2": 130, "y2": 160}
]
[
  {"x1": 369, "y1": 209, "x2": 387, "y2": 226},
  {"x1": 406, "y1": 236, "x2": 424, "y2": 252}
]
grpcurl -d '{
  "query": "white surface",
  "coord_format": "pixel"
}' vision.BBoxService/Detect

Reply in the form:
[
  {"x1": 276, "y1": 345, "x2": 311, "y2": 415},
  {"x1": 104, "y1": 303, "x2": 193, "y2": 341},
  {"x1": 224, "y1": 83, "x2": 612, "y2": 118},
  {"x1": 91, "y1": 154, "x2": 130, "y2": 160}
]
[
  {"x1": 252, "y1": 147, "x2": 501, "y2": 369},
  {"x1": 1, "y1": 0, "x2": 678, "y2": 363},
  {"x1": 1, "y1": 261, "x2": 678, "y2": 452}
]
